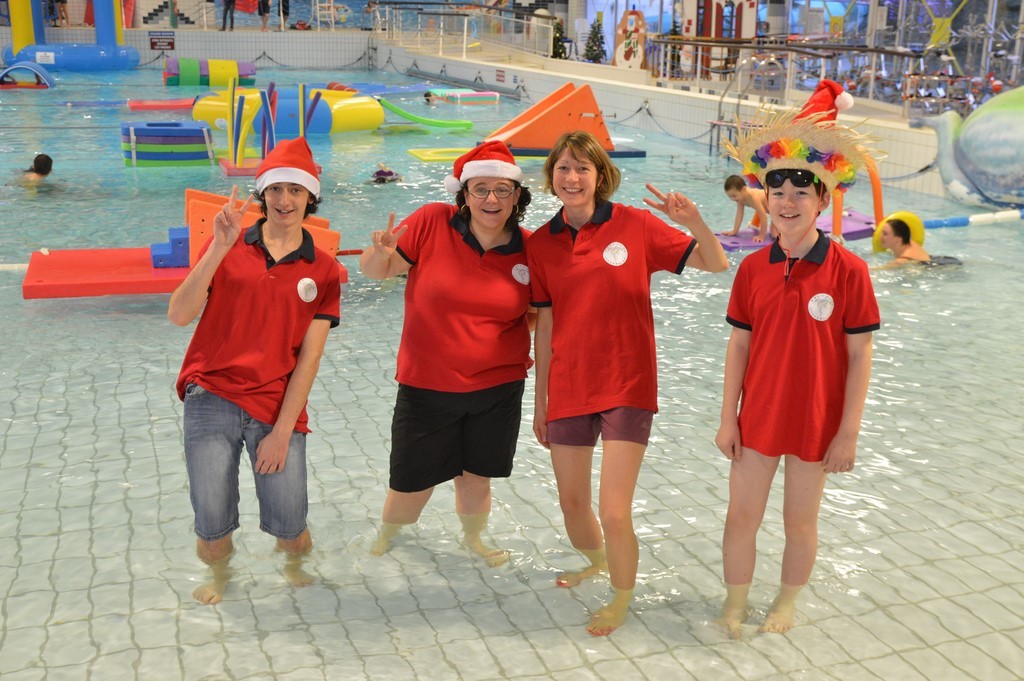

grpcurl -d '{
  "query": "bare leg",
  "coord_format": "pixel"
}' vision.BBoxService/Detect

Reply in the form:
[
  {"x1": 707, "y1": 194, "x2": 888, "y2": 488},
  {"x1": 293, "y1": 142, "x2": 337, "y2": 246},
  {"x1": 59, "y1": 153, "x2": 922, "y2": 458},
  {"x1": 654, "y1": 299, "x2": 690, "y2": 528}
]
[
  {"x1": 761, "y1": 583, "x2": 804, "y2": 633},
  {"x1": 761, "y1": 458, "x2": 827, "y2": 633},
  {"x1": 454, "y1": 472, "x2": 508, "y2": 567},
  {"x1": 193, "y1": 534, "x2": 234, "y2": 605},
  {"x1": 716, "y1": 582, "x2": 751, "y2": 639},
  {"x1": 551, "y1": 445, "x2": 606, "y2": 587},
  {"x1": 586, "y1": 440, "x2": 645, "y2": 636},
  {"x1": 720, "y1": 448, "x2": 779, "y2": 635},
  {"x1": 277, "y1": 529, "x2": 313, "y2": 587},
  {"x1": 370, "y1": 487, "x2": 433, "y2": 555}
]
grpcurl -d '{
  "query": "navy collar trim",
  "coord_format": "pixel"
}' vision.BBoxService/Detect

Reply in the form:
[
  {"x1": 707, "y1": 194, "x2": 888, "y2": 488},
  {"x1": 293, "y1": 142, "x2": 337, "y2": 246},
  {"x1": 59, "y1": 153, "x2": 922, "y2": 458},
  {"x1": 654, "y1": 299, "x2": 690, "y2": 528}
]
[
  {"x1": 768, "y1": 229, "x2": 830, "y2": 264},
  {"x1": 548, "y1": 201, "x2": 614, "y2": 233},
  {"x1": 449, "y1": 209, "x2": 524, "y2": 255},
  {"x1": 245, "y1": 219, "x2": 316, "y2": 262}
]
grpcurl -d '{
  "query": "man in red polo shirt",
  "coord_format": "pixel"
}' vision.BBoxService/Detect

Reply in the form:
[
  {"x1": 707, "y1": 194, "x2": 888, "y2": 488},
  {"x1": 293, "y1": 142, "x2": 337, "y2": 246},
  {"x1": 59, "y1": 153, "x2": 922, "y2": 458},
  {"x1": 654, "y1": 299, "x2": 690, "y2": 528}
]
[{"x1": 169, "y1": 138, "x2": 340, "y2": 605}]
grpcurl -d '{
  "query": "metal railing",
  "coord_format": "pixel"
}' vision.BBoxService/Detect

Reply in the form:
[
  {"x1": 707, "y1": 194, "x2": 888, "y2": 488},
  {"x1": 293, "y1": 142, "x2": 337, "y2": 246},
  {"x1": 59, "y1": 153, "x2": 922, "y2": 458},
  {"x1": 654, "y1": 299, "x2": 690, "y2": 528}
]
[
  {"x1": 375, "y1": 1, "x2": 556, "y2": 60},
  {"x1": 645, "y1": 34, "x2": 986, "y2": 118}
]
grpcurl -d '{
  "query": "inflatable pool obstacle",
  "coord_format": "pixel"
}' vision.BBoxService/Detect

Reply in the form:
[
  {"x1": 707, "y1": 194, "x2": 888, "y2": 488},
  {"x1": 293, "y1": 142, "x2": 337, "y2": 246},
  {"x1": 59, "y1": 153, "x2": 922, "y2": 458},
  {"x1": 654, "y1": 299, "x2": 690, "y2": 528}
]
[
  {"x1": 427, "y1": 88, "x2": 500, "y2": 105},
  {"x1": 121, "y1": 121, "x2": 215, "y2": 167},
  {"x1": 193, "y1": 83, "x2": 471, "y2": 152},
  {"x1": 164, "y1": 58, "x2": 256, "y2": 87},
  {"x1": 2, "y1": 0, "x2": 138, "y2": 71},
  {"x1": 0, "y1": 62, "x2": 56, "y2": 89},
  {"x1": 717, "y1": 209, "x2": 877, "y2": 252},
  {"x1": 376, "y1": 96, "x2": 472, "y2": 130},
  {"x1": 411, "y1": 82, "x2": 644, "y2": 160},
  {"x1": 22, "y1": 188, "x2": 349, "y2": 300},
  {"x1": 486, "y1": 82, "x2": 645, "y2": 158}
]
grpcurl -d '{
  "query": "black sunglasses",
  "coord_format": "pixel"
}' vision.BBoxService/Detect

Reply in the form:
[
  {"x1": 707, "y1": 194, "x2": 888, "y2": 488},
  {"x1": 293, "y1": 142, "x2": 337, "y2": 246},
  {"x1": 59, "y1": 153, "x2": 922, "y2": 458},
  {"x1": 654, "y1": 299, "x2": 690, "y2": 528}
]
[{"x1": 765, "y1": 169, "x2": 819, "y2": 189}]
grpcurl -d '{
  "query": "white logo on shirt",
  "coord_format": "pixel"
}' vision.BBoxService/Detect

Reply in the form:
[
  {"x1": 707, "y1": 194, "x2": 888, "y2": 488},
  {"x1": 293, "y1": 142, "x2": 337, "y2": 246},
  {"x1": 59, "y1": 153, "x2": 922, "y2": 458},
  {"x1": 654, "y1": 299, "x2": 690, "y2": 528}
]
[
  {"x1": 512, "y1": 263, "x2": 530, "y2": 285},
  {"x1": 297, "y1": 277, "x2": 318, "y2": 303},
  {"x1": 603, "y1": 242, "x2": 628, "y2": 266},
  {"x1": 808, "y1": 293, "x2": 834, "y2": 321}
]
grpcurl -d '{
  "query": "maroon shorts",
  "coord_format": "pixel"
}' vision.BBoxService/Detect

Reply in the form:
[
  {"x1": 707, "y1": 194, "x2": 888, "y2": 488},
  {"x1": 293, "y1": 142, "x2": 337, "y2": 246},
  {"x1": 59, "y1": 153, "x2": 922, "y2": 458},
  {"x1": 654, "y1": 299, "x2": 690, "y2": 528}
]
[{"x1": 547, "y1": 407, "x2": 654, "y2": 447}]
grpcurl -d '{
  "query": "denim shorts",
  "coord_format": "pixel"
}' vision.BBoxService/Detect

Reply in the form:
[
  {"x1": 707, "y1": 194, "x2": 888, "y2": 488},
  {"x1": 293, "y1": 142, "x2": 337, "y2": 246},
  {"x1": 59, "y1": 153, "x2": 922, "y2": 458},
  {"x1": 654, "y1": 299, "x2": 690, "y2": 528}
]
[{"x1": 183, "y1": 384, "x2": 308, "y2": 541}]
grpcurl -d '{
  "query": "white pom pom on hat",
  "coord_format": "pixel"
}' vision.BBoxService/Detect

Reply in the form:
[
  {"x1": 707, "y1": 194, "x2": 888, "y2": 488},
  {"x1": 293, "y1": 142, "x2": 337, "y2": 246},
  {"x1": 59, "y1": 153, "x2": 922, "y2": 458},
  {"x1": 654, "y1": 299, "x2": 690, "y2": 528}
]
[
  {"x1": 443, "y1": 140, "x2": 522, "y2": 194},
  {"x1": 797, "y1": 79, "x2": 854, "y2": 123}
]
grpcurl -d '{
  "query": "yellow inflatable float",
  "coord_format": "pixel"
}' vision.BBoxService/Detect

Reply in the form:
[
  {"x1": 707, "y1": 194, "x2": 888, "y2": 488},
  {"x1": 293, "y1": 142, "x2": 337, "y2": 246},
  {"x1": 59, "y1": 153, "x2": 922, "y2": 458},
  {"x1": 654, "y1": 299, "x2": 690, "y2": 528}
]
[{"x1": 193, "y1": 85, "x2": 385, "y2": 140}]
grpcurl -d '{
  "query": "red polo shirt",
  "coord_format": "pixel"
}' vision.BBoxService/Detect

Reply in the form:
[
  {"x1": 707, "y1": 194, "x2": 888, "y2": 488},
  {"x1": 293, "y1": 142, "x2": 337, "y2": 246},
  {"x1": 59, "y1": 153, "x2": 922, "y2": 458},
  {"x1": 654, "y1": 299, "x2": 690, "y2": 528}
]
[
  {"x1": 394, "y1": 203, "x2": 532, "y2": 392},
  {"x1": 527, "y1": 202, "x2": 696, "y2": 421},
  {"x1": 726, "y1": 232, "x2": 880, "y2": 461},
  {"x1": 176, "y1": 222, "x2": 341, "y2": 432}
]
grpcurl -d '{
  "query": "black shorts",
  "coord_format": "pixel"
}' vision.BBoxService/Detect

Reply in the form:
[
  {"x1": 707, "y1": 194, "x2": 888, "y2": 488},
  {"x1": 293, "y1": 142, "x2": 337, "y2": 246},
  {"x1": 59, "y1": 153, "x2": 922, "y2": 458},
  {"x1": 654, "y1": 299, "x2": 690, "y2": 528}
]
[
  {"x1": 257, "y1": 0, "x2": 270, "y2": 15},
  {"x1": 389, "y1": 380, "x2": 525, "y2": 493}
]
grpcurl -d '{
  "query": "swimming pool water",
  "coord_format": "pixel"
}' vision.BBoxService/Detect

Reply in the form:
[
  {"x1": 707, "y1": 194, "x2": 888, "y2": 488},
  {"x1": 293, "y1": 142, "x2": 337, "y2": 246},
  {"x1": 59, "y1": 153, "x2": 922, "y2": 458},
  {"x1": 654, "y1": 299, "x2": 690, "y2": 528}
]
[{"x1": 1, "y1": 68, "x2": 1022, "y2": 680}]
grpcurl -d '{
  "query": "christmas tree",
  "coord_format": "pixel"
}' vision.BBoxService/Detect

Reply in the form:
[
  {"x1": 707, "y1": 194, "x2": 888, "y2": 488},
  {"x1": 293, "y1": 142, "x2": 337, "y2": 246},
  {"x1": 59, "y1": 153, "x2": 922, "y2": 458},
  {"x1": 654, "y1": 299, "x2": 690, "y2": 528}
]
[
  {"x1": 583, "y1": 17, "x2": 606, "y2": 63},
  {"x1": 551, "y1": 19, "x2": 567, "y2": 59}
]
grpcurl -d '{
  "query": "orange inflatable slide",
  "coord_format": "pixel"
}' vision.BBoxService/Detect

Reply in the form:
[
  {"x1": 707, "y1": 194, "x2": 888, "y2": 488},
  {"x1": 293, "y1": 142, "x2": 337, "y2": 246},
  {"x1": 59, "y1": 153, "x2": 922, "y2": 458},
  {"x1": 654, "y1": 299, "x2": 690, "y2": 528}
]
[{"x1": 485, "y1": 82, "x2": 645, "y2": 158}]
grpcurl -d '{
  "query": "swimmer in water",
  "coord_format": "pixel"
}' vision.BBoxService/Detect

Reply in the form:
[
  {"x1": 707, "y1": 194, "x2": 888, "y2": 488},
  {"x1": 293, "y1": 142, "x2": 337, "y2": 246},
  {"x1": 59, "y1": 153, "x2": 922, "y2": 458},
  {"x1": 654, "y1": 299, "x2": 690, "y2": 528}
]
[
  {"x1": 875, "y1": 218, "x2": 962, "y2": 267},
  {"x1": 372, "y1": 162, "x2": 400, "y2": 184},
  {"x1": 23, "y1": 154, "x2": 53, "y2": 183}
]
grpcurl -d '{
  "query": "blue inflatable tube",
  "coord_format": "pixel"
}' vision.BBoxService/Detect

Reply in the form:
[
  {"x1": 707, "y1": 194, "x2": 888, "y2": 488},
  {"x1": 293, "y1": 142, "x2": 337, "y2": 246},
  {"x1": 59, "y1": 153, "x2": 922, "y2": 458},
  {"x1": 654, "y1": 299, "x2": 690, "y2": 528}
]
[
  {"x1": 254, "y1": 90, "x2": 335, "y2": 138},
  {"x1": 2, "y1": 44, "x2": 139, "y2": 71}
]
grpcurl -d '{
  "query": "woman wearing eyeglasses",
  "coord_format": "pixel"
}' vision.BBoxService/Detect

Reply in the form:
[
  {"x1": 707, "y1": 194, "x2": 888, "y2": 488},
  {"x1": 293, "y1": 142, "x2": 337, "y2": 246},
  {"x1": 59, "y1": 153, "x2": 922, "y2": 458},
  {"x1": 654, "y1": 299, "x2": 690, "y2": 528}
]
[
  {"x1": 360, "y1": 141, "x2": 533, "y2": 567},
  {"x1": 717, "y1": 111, "x2": 880, "y2": 637},
  {"x1": 527, "y1": 131, "x2": 729, "y2": 636}
]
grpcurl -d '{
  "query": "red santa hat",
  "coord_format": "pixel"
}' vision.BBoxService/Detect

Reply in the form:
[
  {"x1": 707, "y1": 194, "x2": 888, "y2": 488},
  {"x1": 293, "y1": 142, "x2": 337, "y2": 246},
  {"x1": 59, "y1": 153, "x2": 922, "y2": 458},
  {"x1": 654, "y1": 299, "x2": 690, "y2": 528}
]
[
  {"x1": 256, "y1": 137, "x2": 321, "y2": 198},
  {"x1": 444, "y1": 140, "x2": 522, "y2": 194},
  {"x1": 797, "y1": 79, "x2": 854, "y2": 123}
]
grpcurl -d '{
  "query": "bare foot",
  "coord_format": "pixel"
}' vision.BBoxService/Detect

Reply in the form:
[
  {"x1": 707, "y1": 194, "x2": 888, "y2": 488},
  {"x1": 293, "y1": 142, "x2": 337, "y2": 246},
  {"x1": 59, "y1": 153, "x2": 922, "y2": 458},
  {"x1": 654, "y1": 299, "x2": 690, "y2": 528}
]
[
  {"x1": 369, "y1": 523, "x2": 403, "y2": 556},
  {"x1": 284, "y1": 553, "x2": 315, "y2": 587},
  {"x1": 369, "y1": 535, "x2": 390, "y2": 556},
  {"x1": 555, "y1": 561, "x2": 605, "y2": 588},
  {"x1": 716, "y1": 603, "x2": 748, "y2": 639},
  {"x1": 586, "y1": 605, "x2": 626, "y2": 636},
  {"x1": 193, "y1": 559, "x2": 231, "y2": 605},
  {"x1": 276, "y1": 531, "x2": 314, "y2": 587},
  {"x1": 586, "y1": 589, "x2": 632, "y2": 636},
  {"x1": 760, "y1": 601, "x2": 797, "y2": 634},
  {"x1": 760, "y1": 583, "x2": 802, "y2": 634},
  {"x1": 193, "y1": 582, "x2": 223, "y2": 604},
  {"x1": 462, "y1": 535, "x2": 510, "y2": 567}
]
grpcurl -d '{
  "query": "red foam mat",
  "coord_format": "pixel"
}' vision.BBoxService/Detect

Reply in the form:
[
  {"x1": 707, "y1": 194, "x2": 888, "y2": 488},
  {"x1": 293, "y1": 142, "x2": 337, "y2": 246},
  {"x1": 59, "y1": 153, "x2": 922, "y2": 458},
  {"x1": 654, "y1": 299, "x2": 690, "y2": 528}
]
[{"x1": 22, "y1": 248, "x2": 189, "y2": 299}]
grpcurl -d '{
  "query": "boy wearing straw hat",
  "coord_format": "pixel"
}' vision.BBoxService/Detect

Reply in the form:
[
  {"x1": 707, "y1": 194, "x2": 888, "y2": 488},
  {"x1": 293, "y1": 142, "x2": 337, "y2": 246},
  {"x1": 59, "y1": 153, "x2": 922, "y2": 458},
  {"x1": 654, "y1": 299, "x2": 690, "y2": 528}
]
[
  {"x1": 169, "y1": 138, "x2": 341, "y2": 605},
  {"x1": 716, "y1": 93, "x2": 879, "y2": 636}
]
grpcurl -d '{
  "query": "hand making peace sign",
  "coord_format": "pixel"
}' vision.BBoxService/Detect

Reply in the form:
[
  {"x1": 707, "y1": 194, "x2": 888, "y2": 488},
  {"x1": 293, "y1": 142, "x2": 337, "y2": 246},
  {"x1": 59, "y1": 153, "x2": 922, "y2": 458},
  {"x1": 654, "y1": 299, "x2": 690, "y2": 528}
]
[
  {"x1": 213, "y1": 185, "x2": 255, "y2": 249},
  {"x1": 370, "y1": 212, "x2": 409, "y2": 257}
]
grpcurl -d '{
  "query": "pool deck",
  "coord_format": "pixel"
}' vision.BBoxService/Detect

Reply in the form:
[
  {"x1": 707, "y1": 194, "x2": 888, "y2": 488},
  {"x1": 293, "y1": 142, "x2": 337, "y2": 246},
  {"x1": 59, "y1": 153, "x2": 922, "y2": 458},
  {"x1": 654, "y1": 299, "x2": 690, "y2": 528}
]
[{"x1": 2, "y1": 269, "x2": 1023, "y2": 680}]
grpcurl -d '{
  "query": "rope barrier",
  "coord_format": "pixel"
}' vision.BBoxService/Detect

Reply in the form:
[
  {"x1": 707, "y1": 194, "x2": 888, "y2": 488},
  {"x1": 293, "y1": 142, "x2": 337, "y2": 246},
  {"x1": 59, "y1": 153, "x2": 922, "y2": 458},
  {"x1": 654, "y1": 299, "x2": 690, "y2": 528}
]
[{"x1": 609, "y1": 102, "x2": 713, "y2": 143}]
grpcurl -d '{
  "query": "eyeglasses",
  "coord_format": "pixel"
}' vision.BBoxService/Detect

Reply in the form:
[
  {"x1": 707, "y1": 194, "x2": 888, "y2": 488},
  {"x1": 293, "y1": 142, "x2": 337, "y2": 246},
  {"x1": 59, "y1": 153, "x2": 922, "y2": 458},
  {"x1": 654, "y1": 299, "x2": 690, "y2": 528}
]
[
  {"x1": 765, "y1": 169, "x2": 819, "y2": 189},
  {"x1": 466, "y1": 185, "x2": 516, "y2": 199}
]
